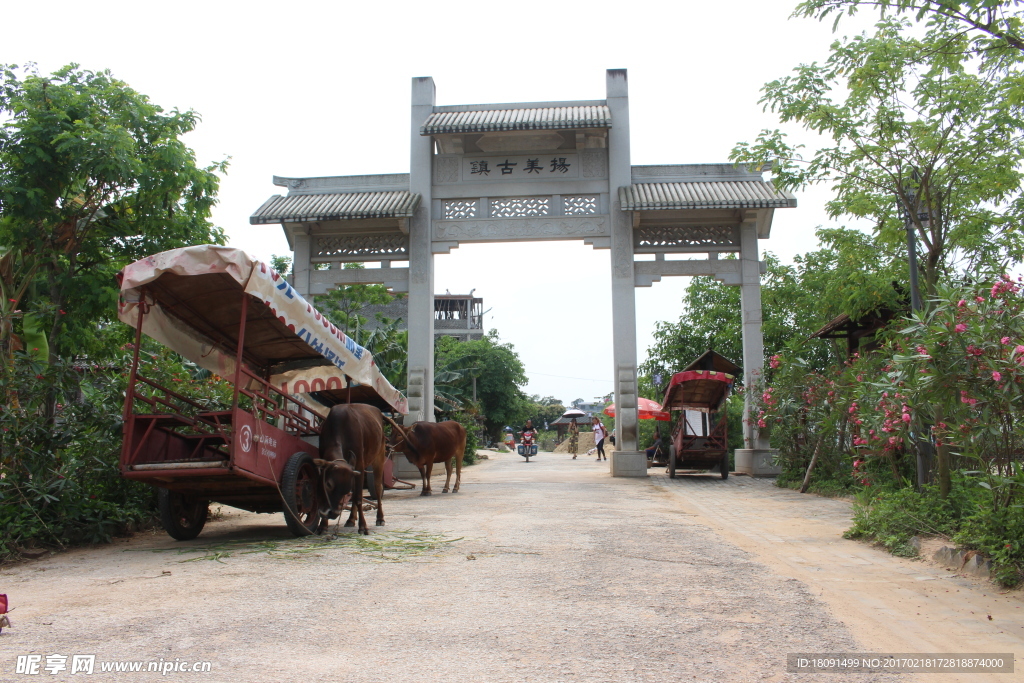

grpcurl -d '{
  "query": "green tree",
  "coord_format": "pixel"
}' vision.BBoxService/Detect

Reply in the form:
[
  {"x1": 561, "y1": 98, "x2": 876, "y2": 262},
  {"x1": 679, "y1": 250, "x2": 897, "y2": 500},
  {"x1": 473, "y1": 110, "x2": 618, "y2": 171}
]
[
  {"x1": 0, "y1": 64, "x2": 226, "y2": 360},
  {"x1": 434, "y1": 330, "x2": 528, "y2": 441},
  {"x1": 640, "y1": 253, "x2": 824, "y2": 392},
  {"x1": 796, "y1": 0, "x2": 1024, "y2": 55},
  {"x1": 524, "y1": 394, "x2": 566, "y2": 430},
  {"x1": 731, "y1": 14, "x2": 1024, "y2": 297},
  {"x1": 269, "y1": 254, "x2": 292, "y2": 277},
  {"x1": 314, "y1": 264, "x2": 397, "y2": 338},
  {"x1": 359, "y1": 316, "x2": 408, "y2": 391}
]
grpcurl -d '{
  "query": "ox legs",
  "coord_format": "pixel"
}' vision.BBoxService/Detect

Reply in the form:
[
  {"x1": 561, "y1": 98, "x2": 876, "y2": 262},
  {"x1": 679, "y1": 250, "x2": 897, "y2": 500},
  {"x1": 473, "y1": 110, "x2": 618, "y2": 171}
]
[
  {"x1": 418, "y1": 461, "x2": 434, "y2": 496},
  {"x1": 442, "y1": 457, "x2": 452, "y2": 493},
  {"x1": 440, "y1": 454, "x2": 462, "y2": 493},
  {"x1": 453, "y1": 451, "x2": 462, "y2": 493},
  {"x1": 344, "y1": 471, "x2": 370, "y2": 535},
  {"x1": 372, "y1": 463, "x2": 385, "y2": 526}
]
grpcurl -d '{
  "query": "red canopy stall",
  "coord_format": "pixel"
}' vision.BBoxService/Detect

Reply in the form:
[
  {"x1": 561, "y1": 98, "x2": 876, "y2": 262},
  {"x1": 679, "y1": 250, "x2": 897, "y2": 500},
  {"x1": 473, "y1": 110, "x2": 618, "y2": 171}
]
[{"x1": 660, "y1": 370, "x2": 734, "y2": 479}]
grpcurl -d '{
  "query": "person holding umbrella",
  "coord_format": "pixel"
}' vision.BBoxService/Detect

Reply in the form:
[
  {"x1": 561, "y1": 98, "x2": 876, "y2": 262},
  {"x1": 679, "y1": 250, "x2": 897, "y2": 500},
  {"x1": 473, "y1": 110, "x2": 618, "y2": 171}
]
[
  {"x1": 568, "y1": 418, "x2": 579, "y2": 458},
  {"x1": 561, "y1": 408, "x2": 586, "y2": 459}
]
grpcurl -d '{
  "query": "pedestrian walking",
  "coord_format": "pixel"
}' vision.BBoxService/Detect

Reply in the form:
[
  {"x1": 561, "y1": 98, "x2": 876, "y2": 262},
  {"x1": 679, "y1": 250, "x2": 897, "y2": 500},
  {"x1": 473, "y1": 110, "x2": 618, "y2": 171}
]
[
  {"x1": 568, "y1": 418, "x2": 579, "y2": 459},
  {"x1": 592, "y1": 417, "x2": 608, "y2": 461}
]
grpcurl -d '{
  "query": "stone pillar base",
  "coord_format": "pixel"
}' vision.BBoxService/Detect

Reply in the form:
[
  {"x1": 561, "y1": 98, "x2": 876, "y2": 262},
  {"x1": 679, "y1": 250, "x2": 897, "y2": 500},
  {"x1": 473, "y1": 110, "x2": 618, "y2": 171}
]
[
  {"x1": 610, "y1": 451, "x2": 648, "y2": 478},
  {"x1": 734, "y1": 449, "x2": 780, "y2": 477},
  {"x1": 393, "y1": 454, "x2": 420, "y2": 480}
]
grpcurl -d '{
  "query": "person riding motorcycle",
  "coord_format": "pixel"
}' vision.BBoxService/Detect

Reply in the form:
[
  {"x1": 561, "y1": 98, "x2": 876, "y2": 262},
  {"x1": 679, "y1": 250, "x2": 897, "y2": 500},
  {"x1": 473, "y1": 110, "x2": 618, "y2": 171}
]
[{"x1": 517, "y1": 419, "x2": 539, "y2": 459}]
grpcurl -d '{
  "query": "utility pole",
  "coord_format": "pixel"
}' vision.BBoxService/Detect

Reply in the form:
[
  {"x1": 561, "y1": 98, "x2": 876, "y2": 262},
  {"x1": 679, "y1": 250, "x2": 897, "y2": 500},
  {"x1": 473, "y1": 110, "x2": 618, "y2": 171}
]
[{"x1": 901, "y1": 176, "x2": 930, "y2": 487}]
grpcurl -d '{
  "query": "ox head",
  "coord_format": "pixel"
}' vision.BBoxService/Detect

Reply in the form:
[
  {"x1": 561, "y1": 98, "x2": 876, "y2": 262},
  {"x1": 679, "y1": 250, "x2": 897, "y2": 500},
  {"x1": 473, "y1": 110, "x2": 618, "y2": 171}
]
[{"x1": 316, "y1": 459, "x2": 356, "y2": 519}]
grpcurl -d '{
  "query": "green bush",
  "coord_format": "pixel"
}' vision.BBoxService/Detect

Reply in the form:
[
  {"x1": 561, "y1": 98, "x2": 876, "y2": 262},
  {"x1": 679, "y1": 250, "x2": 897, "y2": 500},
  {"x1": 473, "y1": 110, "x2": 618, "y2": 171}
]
[
  {"x1": 445, "y1": 411, "x2": 481, "y2": 465},
  {"x1": 953, "y1": 468, "x2": 1024, "y2": 586},
  {"x1": 844, "y1": 481, "x2": 973, "y2": 556},
  {"x1": 0, "y1": 343, "x2": 237, "y2": 560},
  {"x1": 0, "y1": 352, "x2": 155, "y2": 558},
  {"x1": 776, "y1": 471, "x2": 858, "y2": 498}
]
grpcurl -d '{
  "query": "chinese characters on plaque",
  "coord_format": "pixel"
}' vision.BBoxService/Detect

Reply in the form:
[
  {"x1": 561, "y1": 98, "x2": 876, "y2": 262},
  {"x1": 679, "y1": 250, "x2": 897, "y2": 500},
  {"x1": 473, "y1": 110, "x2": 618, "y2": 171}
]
[{"x1": 460, "y1": 154, "x2": 581, "y2": 181}]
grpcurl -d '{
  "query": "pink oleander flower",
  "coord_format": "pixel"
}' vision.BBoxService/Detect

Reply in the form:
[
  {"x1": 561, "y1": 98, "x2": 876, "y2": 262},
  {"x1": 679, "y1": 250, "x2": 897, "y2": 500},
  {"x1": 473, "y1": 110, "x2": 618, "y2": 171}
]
[
  {"x1": 902, "y1": 413, "x2": 911, "y2": 423},
  {"x1": 991, "y1": 277, "x2": 1020, "y2": 297},
  {"x1": 976, "y1": 296, "x2": 985, "y2": 303},
  {"x1": 757, "y1": 419, "x2": 767, "y2": 429},
  {"x1": 955, "y1": 323, "x2": 968, "y2": 333},
  {"x1": 769, "y1": 355, "x2": 780, "y2": 369},
  {"x1": 1002, "y1": 337, "x2": 1012, "y2": 344},
  {"x1": 957, "y1": 299, "x2": 966, "y2": 307},
  {"x1": 993, "y1": 371, "x2": 1002, "y2": 382}
]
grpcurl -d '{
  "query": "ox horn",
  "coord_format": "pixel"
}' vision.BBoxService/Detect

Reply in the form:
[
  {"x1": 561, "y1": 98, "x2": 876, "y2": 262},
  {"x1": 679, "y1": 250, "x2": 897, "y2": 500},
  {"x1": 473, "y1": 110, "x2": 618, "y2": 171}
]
[
  {"x1": 382, "y1": 414, "x2": 408, "y2": 436},
  {"x1": 382, "y1": 414, "x2": 408, "y2": 450}
]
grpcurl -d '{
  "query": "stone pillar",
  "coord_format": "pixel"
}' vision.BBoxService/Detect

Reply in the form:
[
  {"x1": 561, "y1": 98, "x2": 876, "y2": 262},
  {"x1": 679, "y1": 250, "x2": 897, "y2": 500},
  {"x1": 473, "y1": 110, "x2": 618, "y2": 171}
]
[
  {"x1": 292, "y1": 231, "x2": 311, "y2": 298},
  {"x1": 737, "y1": 221, "x2": 766, "y2": 449},
  {"x1": 605, "y1": 69, "x2": 646, "y2": 478},
  {"x1": 406, "y1": 76, "x2": 436, "y2": 425},
  {"x1": 734, "y1": 221, "x2": 779, "y2": 476}
]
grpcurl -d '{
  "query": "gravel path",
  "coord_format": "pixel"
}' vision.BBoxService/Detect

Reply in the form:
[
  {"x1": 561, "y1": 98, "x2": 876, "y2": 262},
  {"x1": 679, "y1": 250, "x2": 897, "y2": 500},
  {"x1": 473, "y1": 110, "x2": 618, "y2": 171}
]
[{"x1": 1, "y1": 449, "x2": 910, "y2": 682}]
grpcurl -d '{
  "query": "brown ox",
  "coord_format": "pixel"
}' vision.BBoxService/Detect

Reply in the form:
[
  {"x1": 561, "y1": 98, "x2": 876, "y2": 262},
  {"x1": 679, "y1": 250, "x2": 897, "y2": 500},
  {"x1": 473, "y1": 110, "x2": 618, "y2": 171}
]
[
  {"x1": 316, "y1": 403, "x2": 386, "y2": 534},
  {"x1": 385, "y1": 417, "x2": 465, "y2": 496}
]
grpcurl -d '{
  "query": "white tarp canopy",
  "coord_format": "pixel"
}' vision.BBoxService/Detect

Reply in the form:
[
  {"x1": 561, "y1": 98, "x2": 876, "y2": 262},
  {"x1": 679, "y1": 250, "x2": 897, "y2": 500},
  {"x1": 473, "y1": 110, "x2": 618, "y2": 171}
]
[{"x1": 118, "y1": 245, "x2": 407, "y2": 414}]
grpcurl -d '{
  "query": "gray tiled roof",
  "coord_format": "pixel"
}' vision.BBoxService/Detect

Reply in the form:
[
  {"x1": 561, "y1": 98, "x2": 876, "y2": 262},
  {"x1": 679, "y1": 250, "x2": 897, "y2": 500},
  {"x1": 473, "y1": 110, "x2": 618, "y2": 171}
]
[
  {"x1": 250, "y1": 191, "x2": 420, "y2": 224},
  {"x1": 619, "y1": 181, "x2": 796, "y2": 211},
  {"x1": 421, "y1": 106, "x2": 612, "y2": 135}
]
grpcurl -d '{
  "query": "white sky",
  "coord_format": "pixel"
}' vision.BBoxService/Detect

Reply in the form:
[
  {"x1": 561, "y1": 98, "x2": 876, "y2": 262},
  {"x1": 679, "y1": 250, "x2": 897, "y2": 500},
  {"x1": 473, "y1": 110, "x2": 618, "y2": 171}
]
[{"x1": 5, "y1": 0, "x2": 877, "y2": 406}]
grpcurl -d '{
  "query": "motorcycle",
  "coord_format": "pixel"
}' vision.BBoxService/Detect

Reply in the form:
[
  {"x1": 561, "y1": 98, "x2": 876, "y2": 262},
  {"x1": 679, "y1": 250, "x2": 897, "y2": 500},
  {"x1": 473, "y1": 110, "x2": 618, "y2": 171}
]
[{"x1": 517, "y1": 430, "x2": 538, "y2": 462}]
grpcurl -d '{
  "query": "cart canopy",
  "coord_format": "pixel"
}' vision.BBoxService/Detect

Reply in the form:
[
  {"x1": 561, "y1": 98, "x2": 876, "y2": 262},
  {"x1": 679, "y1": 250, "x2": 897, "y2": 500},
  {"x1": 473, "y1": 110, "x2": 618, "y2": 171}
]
[
  {"x1": 661, "y1": 370, "x2": 733, "y2": 413},
  {"x1": 118, "y1": 245, "x2": 407, "y2": 414}
]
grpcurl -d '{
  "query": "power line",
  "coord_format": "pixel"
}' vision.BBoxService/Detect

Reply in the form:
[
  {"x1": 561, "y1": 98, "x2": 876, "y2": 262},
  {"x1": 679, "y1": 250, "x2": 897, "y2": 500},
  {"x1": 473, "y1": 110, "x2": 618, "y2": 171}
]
[{"x1": 529, "y1": 372, "x2": 611, "y2": 383}]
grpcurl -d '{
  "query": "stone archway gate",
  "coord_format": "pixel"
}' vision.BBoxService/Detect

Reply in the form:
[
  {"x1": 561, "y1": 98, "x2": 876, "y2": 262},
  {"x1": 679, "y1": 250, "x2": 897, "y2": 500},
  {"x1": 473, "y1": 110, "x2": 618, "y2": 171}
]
[{"x1": 250, "y1": 70, "x2": 796, "y2": 477}]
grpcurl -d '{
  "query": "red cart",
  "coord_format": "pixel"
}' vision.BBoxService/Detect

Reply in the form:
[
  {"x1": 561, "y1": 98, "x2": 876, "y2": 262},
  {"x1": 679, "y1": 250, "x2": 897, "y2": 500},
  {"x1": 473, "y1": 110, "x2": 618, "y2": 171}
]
[
  {"x1": 117, "y1": 246, "x2": 406, "y2": 540},
  {"x1": 661, "y1": 370, "x2": 734, "y2": 479}
]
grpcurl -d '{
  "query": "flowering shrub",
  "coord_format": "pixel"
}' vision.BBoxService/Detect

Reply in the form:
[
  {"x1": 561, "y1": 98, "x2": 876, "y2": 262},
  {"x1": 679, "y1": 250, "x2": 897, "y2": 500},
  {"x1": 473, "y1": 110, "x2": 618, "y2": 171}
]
[{"x1": 755, "y1": 278, "x2": 1024, "y2": 583}]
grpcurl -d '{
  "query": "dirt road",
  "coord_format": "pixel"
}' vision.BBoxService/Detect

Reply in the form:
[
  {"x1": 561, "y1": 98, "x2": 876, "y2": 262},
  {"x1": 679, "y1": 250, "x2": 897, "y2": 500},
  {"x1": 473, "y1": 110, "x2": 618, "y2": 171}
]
[{"x1": 0, "y1": 450, "x2": 1018, "y2": 682}]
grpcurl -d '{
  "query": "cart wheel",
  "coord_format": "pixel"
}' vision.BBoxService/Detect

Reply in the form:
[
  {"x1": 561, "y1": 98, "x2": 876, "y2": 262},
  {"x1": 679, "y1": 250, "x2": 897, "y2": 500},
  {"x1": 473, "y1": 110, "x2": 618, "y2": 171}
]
[
  {"x1": 720, "y1": 453, "x2": 729, "y2": 480},
  {"x1": 282, "y1": 452, "x2": 322, "y2": 537},
  {"x1": 157, "y1": 488, "x2": 208, "y2": 541},
  {"x1": 668, "y1": 445, "x2": 677, "y2": 479}
]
